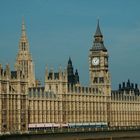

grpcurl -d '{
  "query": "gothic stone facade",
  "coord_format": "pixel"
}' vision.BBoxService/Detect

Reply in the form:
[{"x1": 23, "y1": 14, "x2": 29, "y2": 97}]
[
  {"x1": 0, "y1": 20, "x2": 140, "y2": 134},
  {"x1": 0, "y1": 64, "x2": 28, "y2": 133}
]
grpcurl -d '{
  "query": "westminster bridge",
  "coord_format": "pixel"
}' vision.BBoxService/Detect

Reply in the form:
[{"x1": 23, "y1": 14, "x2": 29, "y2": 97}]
[{"x1": 1, "y1": 128, "x2": 140, "y2": 140}]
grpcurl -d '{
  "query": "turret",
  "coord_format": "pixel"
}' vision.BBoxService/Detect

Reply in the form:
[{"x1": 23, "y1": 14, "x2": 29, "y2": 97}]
[
  {"x1": 0, "y1": 64, "x2": 2, "y2": 79},
  {"x1": 67, "y1": 57, "x2": 74, "y2": 77},
  {"x1": 45, "y1": 66, "x2": 68, "y2": 93},
  {"x1": 118, "y1": 80, "x2": 140, "y2": 95},
  {"x1": 67, "y1": 57, "x2": 80, "y2": 85},
  {"x1": 75, "y1": 69, "x2": 79, "y2": 84},
  {"x1": 59, "y1": 65, "x2": 63, "y2": 80},
  {"x1": 5, "y1": 64, "x2": 10, "y2": 76},
  {"x1": 45, "y1": 66, "x2": 48, "y2": 82}
]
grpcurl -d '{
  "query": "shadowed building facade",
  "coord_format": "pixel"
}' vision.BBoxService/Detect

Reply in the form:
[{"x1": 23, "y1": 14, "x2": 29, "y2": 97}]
[{"x1": 0, "y1": 20, "x2": 140, "y2": 134}]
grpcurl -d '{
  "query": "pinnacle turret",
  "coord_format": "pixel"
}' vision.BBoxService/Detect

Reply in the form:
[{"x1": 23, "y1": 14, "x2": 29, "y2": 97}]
[
  {"x1": 67, "y1": 58, "x2": 80, "y2": 85},
  {"x1": 19, "y1": 18, "x2": 29, "y2": 52},
  {"x1": 21, "y1": 18, "x2": 26, "y2": 37},
  {"x1": 68, "y1": 57, "x2": 72, "y2": 65},
  {"x1": 67, "y1": 57, "x2": 74, "y2": 76},
  {"x1": 75, "y1": 69, "x2": 79, "y2": 84}
]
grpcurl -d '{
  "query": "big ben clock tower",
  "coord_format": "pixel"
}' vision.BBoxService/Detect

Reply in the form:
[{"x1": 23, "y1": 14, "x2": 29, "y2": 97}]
[{"x1": 89, "y1": 20, "x2": 111, "y2": 95}]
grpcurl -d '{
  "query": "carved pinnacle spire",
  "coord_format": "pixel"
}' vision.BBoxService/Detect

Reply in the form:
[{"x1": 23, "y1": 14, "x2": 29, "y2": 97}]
[
  {"x1": 21, "y1": 17, "x2": 26, "y2": 37},
  {"x1": 19, "y1": 18, "x2": 30, "y2": 52}
]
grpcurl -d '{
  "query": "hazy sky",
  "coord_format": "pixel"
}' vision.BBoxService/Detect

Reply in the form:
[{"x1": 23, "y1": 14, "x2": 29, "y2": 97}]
[{"x1": 0, "y1": 0, "x2": 140, "y2": 89}]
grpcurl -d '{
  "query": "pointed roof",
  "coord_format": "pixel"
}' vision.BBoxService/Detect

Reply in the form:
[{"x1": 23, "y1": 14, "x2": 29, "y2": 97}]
[
  {"x1": 91, "y1": 20, "x2": 107, "y2": 51},
  {"x1": 21, "y1": 17, "x2": 26, "y2": 37},
  {"x1": 68, "y1": 57, "x2": 72, "y2": 65},
  {"x1": 75, "y1": 69, "x2": 78, "y2": 75},
  {"x1": 94, "y1": 19, "x2": 102, "y2": 37},
  {"x1": 18, "y1": 18, "x2": 30, "y2": 52}
]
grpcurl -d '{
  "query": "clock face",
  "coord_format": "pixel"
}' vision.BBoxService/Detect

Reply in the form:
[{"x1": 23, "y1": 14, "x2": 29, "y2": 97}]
[{"x1": 92, "y1": 57, "x2": 99, "y2": 66}]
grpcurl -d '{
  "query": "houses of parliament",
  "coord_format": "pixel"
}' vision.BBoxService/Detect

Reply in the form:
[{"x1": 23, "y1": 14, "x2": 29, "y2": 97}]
[{"x1": 0, "y1": 19, "x2": 140, "y2": 134}]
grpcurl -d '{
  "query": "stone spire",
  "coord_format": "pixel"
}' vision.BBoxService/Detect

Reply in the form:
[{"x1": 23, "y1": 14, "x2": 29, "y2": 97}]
[
  {"x1": 15, "y1": 19, "x2": 35, "y2": 87},
  {"x1": 67, "y1": 57, "x2": 75, "y2": 84},
  {"x1": 68, "y1": 57, "x2": 72, "y2": 65},
  {"x1": 75, "y1": 69, "x2": 79, "y2": 84},
  {"x1": 19, "y1": 18, "x2": 29, "y2": 52},
  {"x1": 67, "y1": 57, "x2": 74, "y2": 76},
  {"x1": 21, "y1": 18, "x2": 26, "y2": 37}
]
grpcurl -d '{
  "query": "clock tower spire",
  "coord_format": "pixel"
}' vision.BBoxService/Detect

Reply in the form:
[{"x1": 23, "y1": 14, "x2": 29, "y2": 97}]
[
  {"x1": 93, "y1": 20, "x2": 107, "y2": 51},
  {"x1": 89, "y1": 20, "x2": 111, "y2": 95}
]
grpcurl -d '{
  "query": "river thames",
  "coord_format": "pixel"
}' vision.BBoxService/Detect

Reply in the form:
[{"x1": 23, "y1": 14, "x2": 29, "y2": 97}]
[
  {"x1": 1, "y1": 136, "x2": 140, "y2": 140},
  {"x1": 1, "y1": 130, "x2": 140, "y2": 140}
]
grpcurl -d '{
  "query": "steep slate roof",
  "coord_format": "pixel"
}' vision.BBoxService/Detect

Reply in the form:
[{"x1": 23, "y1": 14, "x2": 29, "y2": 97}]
[
  {"x1": 94, "y1": 20, "x2": 103, "y2": 37},
  {"x1": 91, "y1": 20, "x2": 107, "y2": 51},
  {"x1": 92, "y1": 42, "x2": 107, "y2": 51}
]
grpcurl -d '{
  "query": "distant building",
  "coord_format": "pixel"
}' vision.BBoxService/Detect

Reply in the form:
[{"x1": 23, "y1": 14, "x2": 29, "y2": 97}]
[
  {"x1": 118, "y1": 80, "x2": 139, "y2": 95},
  {"x1": 67, "y1": 57, "x2": 79, "y2": 85},
  {"x1": 0, "y1": 19, "x2": 140, "y2": 134}
]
